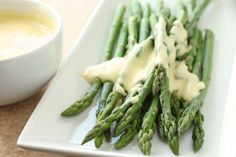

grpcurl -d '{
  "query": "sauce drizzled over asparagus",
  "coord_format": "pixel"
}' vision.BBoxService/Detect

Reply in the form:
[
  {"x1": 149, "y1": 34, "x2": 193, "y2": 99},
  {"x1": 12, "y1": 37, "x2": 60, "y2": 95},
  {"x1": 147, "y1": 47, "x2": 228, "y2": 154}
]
[{"x1": 84, "y1": 17, "x2": 205, "y2": 102}]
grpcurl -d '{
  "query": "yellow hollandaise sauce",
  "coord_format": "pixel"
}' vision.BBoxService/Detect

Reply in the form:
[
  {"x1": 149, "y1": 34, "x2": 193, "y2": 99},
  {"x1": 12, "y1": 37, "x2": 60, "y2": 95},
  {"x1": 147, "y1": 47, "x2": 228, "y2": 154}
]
[{"x1": 0, "y1": 10, "x2": 56, "y2": 60}]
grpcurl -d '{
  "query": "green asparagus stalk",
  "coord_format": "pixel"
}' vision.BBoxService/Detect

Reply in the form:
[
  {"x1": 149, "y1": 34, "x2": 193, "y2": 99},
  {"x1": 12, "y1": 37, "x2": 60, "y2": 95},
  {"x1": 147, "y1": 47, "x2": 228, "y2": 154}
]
[
  {"x1": 103, "y1": 5, "x2": 127, "y2": 61},
  {"x1": 164, "y1": 4, "x2": 188, "y2": 122},
  {"x1": 95, "y1": 7, "x2": 140, "y2": 145},
  {"x1": 114, "y1": 65, "x2": 164, "y2": 137},
  {"x1": 156, "y1": 116, "x2": 165, "y2": 141},
  {"x1": 131, "y1": 0, "x2": 142, "y2": 22},
  {"x1": 94, "y1": 92, "x2": 123, "y2": 147},
  {"x1": 192, "y1": 29, "x2": 203, "y2": 76},
  {"x1": 61, "y1": 4, "x2": 126, "y2": 117},
  {"x1": 129, "y1": 0, "x2": 142, "y2": 45},
  {"x1": 191, "y1": 31, "x2": 205, "y2": 151},
  {"x1": 94, "y1": 14, "x2": 139, "y2": 139},
  {"x1": 160, "y1": 8, "x2": 170, "y2": 20},
  {"x1": 186, "y1": 28, "x2": 201, "y2": 72},
  {"x1": 96, "y1": 82, "x2": 113, "y2": 118},
  {"x1": 170, "y1": 91, "x2": 183, "y2": 117},
  {"x1": 152, "y1": 65, "x2": 165, "y2": 95},
  {"x1": 82, "y1": 65, "x2": 157, "y2": 145},
  {"x1": 187, "y1": 0, "x2": 197, "y2": 16},
  {"x1": 138, "y1": 96, "x2": 159, "y2": 155},
  {"x1": 156, "y1": 0, "x2": 164, "y2": 16},
  {"x1": 149, "y1": 14, "x2": 158, "y2": 36},
  {"x1": 114, "y1": 21, "x2": 129, "y2": 57},
  {"x1": 156, "y1": 0, "x2": 170, "y2": 19},
  {"x1": 177, "y1": 1, "x2": 188, "y2": 25},
  {"x1": 61, "y1": 78, "x2": 102, "y2": 116},
  {"x1": 156, "y1": 0, "x2": 172, "y2": 31},
  {"x1": 186, "y1": 0, "x2": 211, "y2": 34},
  {"x1": 171, "y1": 2, "x2": 188, "y2": 61},
  {"x1": 114, "y1": 7, "x2": 151, "y2": 145},
  {"x1": 127, "y1": 16, "x2": 139, "y2": 51},
  {"x1": 177, "y1": 29, "x2": 214, "y2": 136},
  {"x1": 192, "y1": 111, "x2": 205, "y2": 152},
  {"x1": 158, "y1": 69, "x2": 179, "y2": 155},
  {"x1": 139, "y1": 21, "x2": 149, "y2": 41},
  {"x1": 107, "y1": 17, "x2": 140, "y2": 142},
  {"x1": 139, "y1": 3, "x2": 151, "y2": 43},
  {"x1": 94, "y1": 20, "x2": 129, "y2": 148},
  {"x1": 114, "y1": 112, "x2": 141, "y2": 149},
  {"x1": 153, "y1": 69, "x2": 165, "y2": 140},
  {"x1": 142, "y1": 3, "x2": 151, "y2": 18}
]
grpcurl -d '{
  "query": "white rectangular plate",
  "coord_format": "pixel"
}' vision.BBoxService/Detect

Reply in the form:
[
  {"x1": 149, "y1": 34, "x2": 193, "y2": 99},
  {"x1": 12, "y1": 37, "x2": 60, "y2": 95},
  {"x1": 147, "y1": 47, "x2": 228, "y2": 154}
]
[{"x1": 17, "y1": 0, "x2": 236, "y2": 156}]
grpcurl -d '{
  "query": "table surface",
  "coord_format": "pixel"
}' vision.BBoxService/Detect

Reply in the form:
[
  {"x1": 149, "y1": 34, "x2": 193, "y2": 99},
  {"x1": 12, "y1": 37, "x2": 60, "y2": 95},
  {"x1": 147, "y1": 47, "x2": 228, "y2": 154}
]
[{"x1": 0, "y1": 1, "x2": 99, "y2": 157}]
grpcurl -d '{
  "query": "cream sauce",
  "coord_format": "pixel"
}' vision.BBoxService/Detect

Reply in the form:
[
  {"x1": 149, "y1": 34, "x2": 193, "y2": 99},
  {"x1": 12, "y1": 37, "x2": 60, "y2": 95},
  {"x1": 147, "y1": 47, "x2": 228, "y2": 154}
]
[
  {"x1": 84, "y1": 38, "x2": 155, "y2": 96},
  {"x1": 113, "y1": 38, "x2": 155, "y2": 95},
  {"x1": 84, "y1": 57, "x2": 125, "y2": 84},
  {"x1": 0, "y1": 10, "x2": 55, "y2": 60},
  {"x1": 83, "y1": 17, "x2": 205, "y2": 102},
  {"x1": 154, "y1": 17, "x2": 205, "y2": 101}
]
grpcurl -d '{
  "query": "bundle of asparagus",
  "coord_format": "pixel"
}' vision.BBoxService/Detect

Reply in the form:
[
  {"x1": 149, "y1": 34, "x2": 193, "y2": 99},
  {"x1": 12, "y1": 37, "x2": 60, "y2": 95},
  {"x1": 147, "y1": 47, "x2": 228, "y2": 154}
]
[{"x1": 61, "y1": 0, "x2": 214, "y2": 155}]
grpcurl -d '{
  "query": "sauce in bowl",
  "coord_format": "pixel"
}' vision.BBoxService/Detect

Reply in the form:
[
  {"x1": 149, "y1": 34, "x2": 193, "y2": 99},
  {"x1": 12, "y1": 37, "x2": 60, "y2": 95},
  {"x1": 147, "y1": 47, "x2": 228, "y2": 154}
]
[{"x1": 0, "y1": 10, "x2": 56, "y2": 60}]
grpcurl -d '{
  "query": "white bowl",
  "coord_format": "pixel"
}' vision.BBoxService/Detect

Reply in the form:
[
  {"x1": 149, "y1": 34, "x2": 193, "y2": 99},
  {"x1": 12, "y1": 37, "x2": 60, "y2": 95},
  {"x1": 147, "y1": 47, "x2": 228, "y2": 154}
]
[{"x1": 0, "y1": 0, "x2": 62, "y2": 106}]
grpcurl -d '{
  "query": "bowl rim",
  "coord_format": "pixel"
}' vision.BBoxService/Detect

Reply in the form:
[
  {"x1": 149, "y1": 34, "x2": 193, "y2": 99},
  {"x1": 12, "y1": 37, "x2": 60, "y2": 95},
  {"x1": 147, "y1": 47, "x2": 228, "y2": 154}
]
[{"x1": 0, "y1": 0, "x2": 62, "y2": 64}]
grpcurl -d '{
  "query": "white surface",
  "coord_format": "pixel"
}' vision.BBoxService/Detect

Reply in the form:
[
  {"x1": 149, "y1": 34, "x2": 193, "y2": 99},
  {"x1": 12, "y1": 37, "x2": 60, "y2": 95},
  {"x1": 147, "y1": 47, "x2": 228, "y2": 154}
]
[
  {"x1": 0, "y1": 0, "x2": 62, "y2": 106},
  {"x1": 17, "y1": 0, "x2": 236, "y2": 156},
  {"x1": 218, "y1": 51, "x2": 236, "y2": 157}
]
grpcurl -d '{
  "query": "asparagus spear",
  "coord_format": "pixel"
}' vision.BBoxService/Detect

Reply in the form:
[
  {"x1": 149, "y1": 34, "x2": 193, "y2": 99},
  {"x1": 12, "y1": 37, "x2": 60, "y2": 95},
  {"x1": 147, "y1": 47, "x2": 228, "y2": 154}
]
[
  {"x1": 156, "y1": 0, "x2": 170, "y2": 19},
  {"x1": 100, "y1": 13, "x2": 138, "y2": 143},
  {"x1": 149, "y1": 14, "x2": 158, "y2": 36},
  {"x1": 152, "y1": 65, "x2": 165, "y2": 95},
  {"x1": 191, "y1": 30, "x2": 205, "y2": 151},
  {"x1": 192, "y1": 111, "x2": 204, "y2": 152},
  {"x1": 177, "y1": 29, "x2": 214, "y2": 136},
  {"x1": 186, "y1": 29, "x2": 201, "y2": 72},
  {"x1": 114, "y1": 5, "x2": 151, "y2": 145},
  {"x1": 139, "y1": 3, "x2": 151, "y2": 42},
  {"x1": 170, "y1": 91, "x2": 183, "y2": 117},
  {"x1": 94, "y1": 20, "x2": 129, "y2": 148},
  {"x1": 192, "y1": 29, "x2": 203, "y2": 76},
  {"x1": 167, "y1": 2, "x2": 189, "y2": 119},
  {"x1": 114, "y1": 65, "x2": 164, "y2": 137},
  {"x1": 154, "y1": 65, "x2": 166, "y2": 141},
  {"x1": 186, "y1": 0, "x2": 211, "y2": 34},
  {"x1": 158, "y1": 69, "x2": 179, "y2": 155},
  {"x1": 96, "y1": 82, "x2": 113, "y2": 118},
  {"x1": 113, "y1": 3, "x2": 151, "y2": 137},
  {"x1": 95, "y1": 3, "x2": 141, "y2": 145},
  {"x1": 61, "y1": 4, "x2": 126, "y2": 117},
  {"x1": 156, "y1": 0, "x2": 164, "y2": 16},
  {"x1": 94, "y1": 92, "x2": 123, "y2": 147},
  {"x1": 138, "y1": 96, "x2": 159, "y2": 155},
  {"x1": 127, "y1": 16, "x2": 139, "y2": 51},
  {"x1": 187, "y1": 0, "x2": 197, "y2": 16},
  {"x1": 61, "y1": 78, "x2": 102, "y2": 116},
  {"x1": 82, "y1": 65, "x2": 157, "y2": 145},
  {"x1": 131, "y1": 0, "x2": 142, "y2": 22},
  {"x1": 127, "y1": 0, "x2": 142, "y2": 50},
  {"x1": 177, "y1": 1, "x2": 188, "y2": 25},
  {"x1": 156, "y1": 0, "x2": 173, "y2": 31},
  {"x1": 102, "y1": 5, "x2": 127, "y2": 61},
  {"x1": 113, "y1": 21, "x2": 129, "y2": 58},
  {"x1": 114, "y1": 112, "x2": 141, "y2": 149},
  {"x1": 95, "y1": 7, "x2": 140, "y2": 132},
  {"x1": 142, "y1": 3, "x2": 151, "y2": 18}
]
